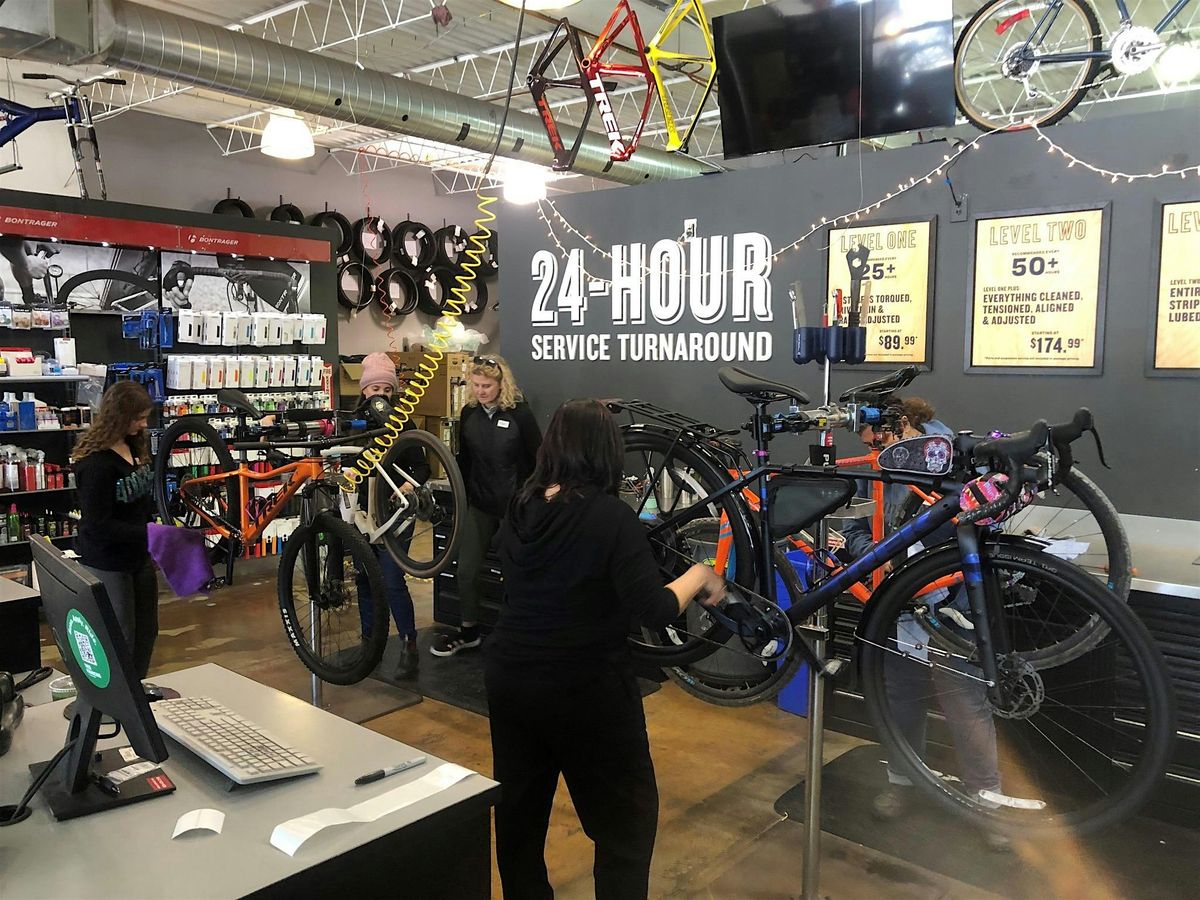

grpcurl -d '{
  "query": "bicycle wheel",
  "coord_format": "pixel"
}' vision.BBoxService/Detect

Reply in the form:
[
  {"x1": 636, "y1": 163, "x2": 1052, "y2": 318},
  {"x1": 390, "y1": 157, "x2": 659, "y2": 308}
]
[
  {"x1": 661, "y1": 545, "x2": 808, "y2": 707},
  {"x1": 955, "y1": 0, "x2": 1102, "y2": 131},
  {"x1": 278, "y1": 512, "x2": 388, "y2": 685},
  {"x1": 153, "y1": 417, "x2": 237, "y2": 530},
  {"x1": 369, "y1": 429, "x2": 466, "y2": 579},
  {"x1": 916, "y1": 466, "x2": 1131, "y2": 668},
  {"x1": 860, "y1": 539, "x2": 1174, "y2": 835},
  {"x1": 620, "y1": 428, "x2": 756, "y2": 667}
]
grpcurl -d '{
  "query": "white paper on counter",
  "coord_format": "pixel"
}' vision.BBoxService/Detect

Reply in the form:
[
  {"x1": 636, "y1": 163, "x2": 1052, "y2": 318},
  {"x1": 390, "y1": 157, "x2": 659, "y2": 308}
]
[
  {"x1": 269, "y1": 763, "x2": 474, "y2": 857},
  {"x1": 173, "y1": 808, "x2": 226, "y2": 839}
]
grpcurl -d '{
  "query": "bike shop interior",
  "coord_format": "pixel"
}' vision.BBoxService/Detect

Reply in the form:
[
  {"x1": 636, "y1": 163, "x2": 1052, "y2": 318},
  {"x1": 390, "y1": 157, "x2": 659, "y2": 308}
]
[{"x1": 0, "y1": 1, "x2": 1197, "y2": 898}]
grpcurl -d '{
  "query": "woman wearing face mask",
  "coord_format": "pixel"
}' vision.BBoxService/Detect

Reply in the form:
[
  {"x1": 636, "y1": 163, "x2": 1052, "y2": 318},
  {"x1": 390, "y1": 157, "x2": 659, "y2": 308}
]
[
  {"x1": 355, "y1": 352, "x2": 429, "y2": 679},
  {"x1": 432, "y1": 355, "x2": 541, "y2": 658},
  {"x1": 71, "y1": 381, "x2": 159, "y2": 679}
]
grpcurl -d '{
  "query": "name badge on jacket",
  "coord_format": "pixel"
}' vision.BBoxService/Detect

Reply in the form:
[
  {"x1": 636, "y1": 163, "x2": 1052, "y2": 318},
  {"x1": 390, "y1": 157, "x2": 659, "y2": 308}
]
[{"x1": 497, "y1": 420, "x2": 510, "y2": 428}]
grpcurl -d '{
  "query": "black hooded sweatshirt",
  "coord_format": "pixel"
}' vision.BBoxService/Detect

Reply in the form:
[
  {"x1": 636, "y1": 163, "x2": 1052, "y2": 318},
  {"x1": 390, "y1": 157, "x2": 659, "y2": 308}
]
[{"x1": 491, "y1": 488, "x2": 679, "y2": 668}]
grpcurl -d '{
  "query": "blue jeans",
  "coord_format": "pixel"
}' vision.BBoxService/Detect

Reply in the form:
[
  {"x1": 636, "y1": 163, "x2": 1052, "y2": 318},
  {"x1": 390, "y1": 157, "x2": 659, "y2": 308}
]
[{"x1": 355, "y1": 542, "x2": 416, "y2": 640}]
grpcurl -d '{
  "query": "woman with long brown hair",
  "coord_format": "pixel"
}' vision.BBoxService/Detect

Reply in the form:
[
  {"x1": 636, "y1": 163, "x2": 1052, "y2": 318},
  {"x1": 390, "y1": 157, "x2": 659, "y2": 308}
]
[{"x1": 71, "y1": 381, "x2": 158, "y2": 678}]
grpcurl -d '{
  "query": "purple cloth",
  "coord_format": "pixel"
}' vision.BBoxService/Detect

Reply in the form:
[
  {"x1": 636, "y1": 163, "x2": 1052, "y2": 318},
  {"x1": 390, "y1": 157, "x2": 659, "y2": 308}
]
[{"x1": 147, "y1": 523, "x2": 214, "y2": 597}]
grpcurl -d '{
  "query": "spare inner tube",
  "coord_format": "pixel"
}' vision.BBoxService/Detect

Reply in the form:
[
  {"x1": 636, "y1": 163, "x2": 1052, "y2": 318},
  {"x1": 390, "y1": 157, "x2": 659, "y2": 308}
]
[
  {"x1": 377, "y1": 267, "x2": 421, "y2": 317},
  {"x1": 352, "y1": 216, "x2": 392, "y2": 266},
  {"x1": 309, "y1": 210, "x2": 354, "y2": 258},
  {"x1": 416, "y1": 267, "x2": 458, "y2": 316},
  {"x1": 391, "y1": 220, "x2": 437, "y2": 271},
  {"x1": 337, "y1": 261, "x2": 378, "y2": 311},
  {"x1": 212, "y1": 197, "x2": 255, "y2": 218},
  {"x1": 269, "y1": 202, "x2": 306, "y2": 225},
  {"x1": 434, "y1": 225, "x2": 470, "y2": 268}
]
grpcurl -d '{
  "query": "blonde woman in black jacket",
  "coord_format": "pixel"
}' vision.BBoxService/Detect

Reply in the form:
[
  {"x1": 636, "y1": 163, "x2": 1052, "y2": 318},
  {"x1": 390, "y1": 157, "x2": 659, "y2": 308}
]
[{"x1": 432, "y1": 355, "x2": 541, "y2": 657}]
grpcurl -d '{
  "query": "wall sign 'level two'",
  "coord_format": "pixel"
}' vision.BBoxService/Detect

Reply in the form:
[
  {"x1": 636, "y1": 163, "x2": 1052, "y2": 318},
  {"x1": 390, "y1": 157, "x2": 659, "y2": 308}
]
[{"x1": 968, "y1": 207, "x2": 1108, "y2": 373}]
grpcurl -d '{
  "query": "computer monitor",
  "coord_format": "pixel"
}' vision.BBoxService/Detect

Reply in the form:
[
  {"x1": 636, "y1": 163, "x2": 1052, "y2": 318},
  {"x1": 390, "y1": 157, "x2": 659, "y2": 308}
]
[{"x1": 27, "y1": 537, "x2": 172, "y2": 820}]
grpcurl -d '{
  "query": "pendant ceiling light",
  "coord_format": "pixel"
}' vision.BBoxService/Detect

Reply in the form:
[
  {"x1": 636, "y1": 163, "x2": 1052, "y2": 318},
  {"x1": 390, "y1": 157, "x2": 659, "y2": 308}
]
[
  {"x1": 261, "y1": 109, "x2": 315, "y2": 160},
  {"x1": 502, "y1": 162, "x2": 549, "y2": 205}
]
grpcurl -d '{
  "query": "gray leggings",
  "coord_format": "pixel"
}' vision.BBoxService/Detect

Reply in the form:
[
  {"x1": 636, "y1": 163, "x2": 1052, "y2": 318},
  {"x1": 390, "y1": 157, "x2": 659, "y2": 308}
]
[{"x1": 83, "y1": 560, "x2": 159, "y2": 680}]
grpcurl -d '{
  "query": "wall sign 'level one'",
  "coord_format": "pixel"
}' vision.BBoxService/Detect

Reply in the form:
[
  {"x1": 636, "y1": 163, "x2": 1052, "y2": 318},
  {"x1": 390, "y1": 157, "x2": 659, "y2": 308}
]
[{"x1": 968, "y1": 207, "x2": 1108, "y2": 372}]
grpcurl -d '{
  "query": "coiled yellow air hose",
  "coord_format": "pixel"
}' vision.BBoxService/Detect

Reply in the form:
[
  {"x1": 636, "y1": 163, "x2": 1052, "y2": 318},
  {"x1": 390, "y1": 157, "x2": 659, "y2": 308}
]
[{"x1": 339, "y1": 190, "x2": 498, "y2": 491}]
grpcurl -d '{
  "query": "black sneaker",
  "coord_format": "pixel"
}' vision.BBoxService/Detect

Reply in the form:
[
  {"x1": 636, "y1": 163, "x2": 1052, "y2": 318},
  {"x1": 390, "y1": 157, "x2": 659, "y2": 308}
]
[
  {"x1": 430, "y1": 629, "x2": 481, "y2": 657},
  {"x1": 395, "y1": 636, "x2": 419, "y2": 679}
]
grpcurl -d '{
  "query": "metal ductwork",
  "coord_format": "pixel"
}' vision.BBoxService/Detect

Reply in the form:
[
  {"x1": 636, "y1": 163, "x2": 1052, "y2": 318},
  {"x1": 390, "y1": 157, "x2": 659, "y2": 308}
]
[{"x1": 0, "y1": 0, "x2": 710, "y2": 186}]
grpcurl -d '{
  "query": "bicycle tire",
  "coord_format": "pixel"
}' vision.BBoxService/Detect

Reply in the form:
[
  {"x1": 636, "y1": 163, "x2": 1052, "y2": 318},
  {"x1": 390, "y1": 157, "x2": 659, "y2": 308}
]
[
  {"x1": 917, "y1": 466, "x2": 1131, "y2": 667},
  {"x1": 153, "y1": 417, "x2": 237, "y2": 530},
  {"x1": 416, "y1": 268, "x2": 456, "y2": 316},
  {"x1": 376, "y1": 267, "x2": 421, "y2": 317},
  {"x1": 471, "y1": 229, "x2": 499, "y2": 277},
  {"x1": 954, "y1": 0, "x2": 1102, "y2": 131},
  {"x1": 309, "y1": 209, "x2": 354, "y2": 258},
  {"x1": 433, "y1": 225, "x2": 470, "y2": 267},
  {"x1": 661, "y1": 545, "x2": 807, "y2": 707},
  {"x1": 56, "y1": 269, "x2": 159, "y2": 309},
  {"x1": 370, "y1": 429, "x2": 467, "y2": 579},
  {"x1": 278, "y1": 512, "x2": 389, "y2": 685},
  {"x1": 859, "y1": 539, "x2": 1174, "y2": 835},
  {"x1": 391, "y1": 220, "x2": 438, "y2": 271},
  {"x1": 621, "y1": 427, "x2": 756, "y2": 667}
]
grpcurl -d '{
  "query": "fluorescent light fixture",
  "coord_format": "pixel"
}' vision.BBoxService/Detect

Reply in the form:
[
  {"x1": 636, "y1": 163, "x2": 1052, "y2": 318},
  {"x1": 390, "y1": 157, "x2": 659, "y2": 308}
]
[
  {"x1": 239, "y1": 1, "x2": 309, "y2": 27},
  {"x1": 502, "y1": 162, "x2": 549, "y2": 205},
  {"x1": 261, "y1": 109, "x2": 315, "y2": 160},
  {"x1": 495, "y1": 0, "x2": 582, "y2": 11}
]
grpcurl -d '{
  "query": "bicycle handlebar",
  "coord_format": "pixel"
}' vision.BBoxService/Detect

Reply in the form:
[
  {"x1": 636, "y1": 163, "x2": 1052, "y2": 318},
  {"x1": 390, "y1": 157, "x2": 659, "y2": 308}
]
[
  {"x1": 962, "y1": 420, "x2": 1050, "y2": 524},
  {"x1": 22, "y1": 72, "x2": 126, "y2": 87}
]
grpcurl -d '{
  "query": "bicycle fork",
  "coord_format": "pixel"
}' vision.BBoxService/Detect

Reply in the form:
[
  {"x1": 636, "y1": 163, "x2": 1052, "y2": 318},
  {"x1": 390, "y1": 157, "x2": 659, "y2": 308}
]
[
  {"x1": 956, "y1": 524, "x2": 1007, "y2": 705},
  {"x1": 61, "y1": 94, "x2": 107, "y2": 200}
]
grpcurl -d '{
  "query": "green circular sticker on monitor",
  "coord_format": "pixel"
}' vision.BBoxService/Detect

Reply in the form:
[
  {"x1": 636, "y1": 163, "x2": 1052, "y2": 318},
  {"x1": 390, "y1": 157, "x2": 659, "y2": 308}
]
[{"x1": 64, "y1": 608, "x2": 111, "y2": 689}]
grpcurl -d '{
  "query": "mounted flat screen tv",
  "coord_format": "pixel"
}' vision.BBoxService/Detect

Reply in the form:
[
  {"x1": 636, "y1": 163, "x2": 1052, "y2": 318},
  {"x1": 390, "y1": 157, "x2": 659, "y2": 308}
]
[{"x1": 714, "y1": 0, "x2": 955, "y2": 159}]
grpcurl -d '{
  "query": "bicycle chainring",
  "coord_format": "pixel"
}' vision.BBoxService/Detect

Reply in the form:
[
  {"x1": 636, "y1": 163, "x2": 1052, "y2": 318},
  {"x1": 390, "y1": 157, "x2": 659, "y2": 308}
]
[{"x1": 1110, "y1": 25, "x2": 1164, "y2": 76}]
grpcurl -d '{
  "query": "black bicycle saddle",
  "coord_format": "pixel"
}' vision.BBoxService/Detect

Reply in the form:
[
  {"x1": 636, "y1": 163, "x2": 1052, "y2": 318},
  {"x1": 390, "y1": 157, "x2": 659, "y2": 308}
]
[
  {"x1": 718, "y1": 366, "x2": 810, "y2": 405},
  {"x1": 838, "y1": 365, "x2": 920, "y2": 403},
  {"x1": 217, "y1": 388, "x2": 264, "y2": 420}
]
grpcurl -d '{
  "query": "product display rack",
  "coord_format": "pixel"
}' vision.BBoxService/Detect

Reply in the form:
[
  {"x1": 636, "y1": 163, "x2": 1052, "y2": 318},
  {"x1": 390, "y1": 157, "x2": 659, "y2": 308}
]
[{"x1": 0, "y1": 318, "x2": 88, "y2": 565}]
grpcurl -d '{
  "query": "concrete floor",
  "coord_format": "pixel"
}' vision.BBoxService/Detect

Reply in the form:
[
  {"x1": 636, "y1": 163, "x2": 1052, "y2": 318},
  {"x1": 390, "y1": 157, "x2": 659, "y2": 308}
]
[{"x1": 35, "y1": 559, "x2": 1144, "y2": 898}]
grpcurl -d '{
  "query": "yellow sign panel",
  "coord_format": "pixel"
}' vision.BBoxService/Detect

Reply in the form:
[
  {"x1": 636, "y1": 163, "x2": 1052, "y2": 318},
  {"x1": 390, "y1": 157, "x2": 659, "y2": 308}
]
[
  {"x1": 827, "y1": 221, "x2": 932, "y2": 364},
  {"x1": 1155, "y1": 200, "x2": 1200, "y2": 370},
  {"x1": 970, "y1": 209, "x2": 1104, "y2": 368}
]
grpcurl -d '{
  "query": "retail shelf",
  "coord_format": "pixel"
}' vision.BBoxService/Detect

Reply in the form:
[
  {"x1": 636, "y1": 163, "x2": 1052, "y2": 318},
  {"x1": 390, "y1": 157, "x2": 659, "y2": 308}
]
[
  {"x1": 0, "y1": 487, "x2": 77, "y2": 498},
  {"x1": 0, "y1": 326, "x2": 69, "y2": 331},
  {"x1": 0, "y1": 375, "x2": 88, "y2": 383},
  {"x1": 0, "y1": 534, "x2": 76, "y2": 548},
  {"x1": 0, "y1": 428, "x2": 89, "y2": 435}
]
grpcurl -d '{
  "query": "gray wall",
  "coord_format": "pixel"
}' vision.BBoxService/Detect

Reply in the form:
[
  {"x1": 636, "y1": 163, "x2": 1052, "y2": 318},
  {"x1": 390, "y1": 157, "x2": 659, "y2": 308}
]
[{"x1": 501, "y1": 109, "x2": 1200, "y2": 519}]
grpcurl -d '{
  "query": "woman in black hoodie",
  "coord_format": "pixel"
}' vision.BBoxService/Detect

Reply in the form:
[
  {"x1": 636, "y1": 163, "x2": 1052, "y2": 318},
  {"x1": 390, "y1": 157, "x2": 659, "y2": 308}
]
[{"x1": 487, "y1": 399, "x2": 725, "y2": 900}]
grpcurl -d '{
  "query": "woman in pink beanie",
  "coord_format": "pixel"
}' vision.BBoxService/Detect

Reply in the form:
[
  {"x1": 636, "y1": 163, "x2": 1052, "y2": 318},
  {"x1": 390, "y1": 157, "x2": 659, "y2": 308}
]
[{"x1": 354, "y1": 352, "x2": 428, "y2": 679}]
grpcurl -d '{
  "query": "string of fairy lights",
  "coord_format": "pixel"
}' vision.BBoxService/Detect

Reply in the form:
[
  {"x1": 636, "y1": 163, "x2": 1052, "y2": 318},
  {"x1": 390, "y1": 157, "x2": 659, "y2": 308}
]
[{"x1": 534, "y1": 120, "x2": 1200, "y2": 286}]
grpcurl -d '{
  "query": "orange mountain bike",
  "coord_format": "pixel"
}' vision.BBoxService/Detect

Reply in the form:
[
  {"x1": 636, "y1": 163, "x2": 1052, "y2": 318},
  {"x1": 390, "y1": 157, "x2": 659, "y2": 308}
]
[{"x1": 151, "y1": 387, "x2": 466, "y2": 684}]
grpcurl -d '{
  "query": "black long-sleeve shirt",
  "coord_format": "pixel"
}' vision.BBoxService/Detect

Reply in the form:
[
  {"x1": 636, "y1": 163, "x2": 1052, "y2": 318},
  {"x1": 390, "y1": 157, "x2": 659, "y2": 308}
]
[
  {"x1": 457, "y1": 402, "x2": 541, "y2": 516},
  {"x1": 76, "y1": 448, "x2": 153, "y2": 572},
  {"x1": 491, "y1": 489, "x2": 678, "y2": 667}
]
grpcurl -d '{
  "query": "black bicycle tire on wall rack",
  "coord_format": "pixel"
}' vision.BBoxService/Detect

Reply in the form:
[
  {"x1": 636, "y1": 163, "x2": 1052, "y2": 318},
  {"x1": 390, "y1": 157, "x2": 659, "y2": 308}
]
[
  {"x1": 416, "y1": 267, "x2": 457, "y2": 316},
  {"x1": 431, "y1": 265, "x2": 487, "y2": 321},
  {"x1": 57, "y1": 270, "x2": 159, "y2": 309},
  {"x1": 377, "y1": 267, "x2": 421, "y2": 316},
  {"x1": 269, "y1": 203, "x2": 306, "y2": 225},
  {"x1": 337, "y1": 260, "x2": 378, "y2": 311},
  {"x1": 352, "y1": 216, "x2": 392, "y2": 266},
  {"x1": 470, "y1": 229, "x2": 499, "y2": 277},
  {"x1": 212, "y1": 197, "x2": 255, "y2": 218},
  {"x1": 309, "y1": 210, "x2": 354, "y2": 258},
  {"x1": 390, "y1": 220, "x2": 437, "y2": 271},
  {"x1": 433, "y1": 225, "x2": 470, "y2": 268}
]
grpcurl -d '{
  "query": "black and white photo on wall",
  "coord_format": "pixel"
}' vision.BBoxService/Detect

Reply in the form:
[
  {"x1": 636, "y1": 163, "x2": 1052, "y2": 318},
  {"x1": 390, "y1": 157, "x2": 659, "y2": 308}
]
[
  {"x1": 824, "y1": 216, "x2": 937, "y2": 370},
  {"x1": 159, "y1": 251, "x2": 311, "y2": 314},
  {"x1": 0, "y1": 236, "x2": 158, "y2": 310},
  {"x1": 966, "y1": 204, "x2": 1110, "y2": 376}
]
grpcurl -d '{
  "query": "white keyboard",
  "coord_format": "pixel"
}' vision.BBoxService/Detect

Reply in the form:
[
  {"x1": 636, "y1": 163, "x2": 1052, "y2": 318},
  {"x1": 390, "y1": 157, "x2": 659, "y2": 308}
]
[{"x1": 152, "y1": 696, "x2": 321, "y2": 785}]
